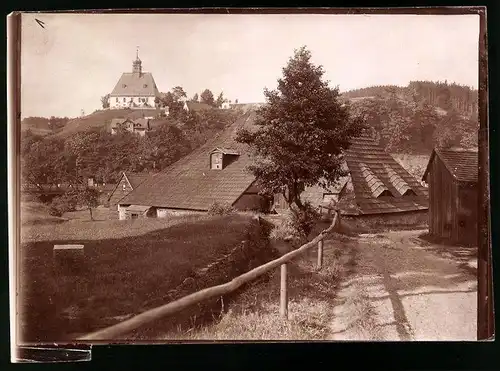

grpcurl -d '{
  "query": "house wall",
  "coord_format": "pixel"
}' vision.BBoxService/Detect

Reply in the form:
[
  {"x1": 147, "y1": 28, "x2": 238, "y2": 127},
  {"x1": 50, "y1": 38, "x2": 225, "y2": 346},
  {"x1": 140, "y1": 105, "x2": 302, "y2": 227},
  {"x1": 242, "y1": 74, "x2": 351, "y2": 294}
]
[
  {"x1": 156, "y1": 208, "x2": 205, "y2": 218},
  {"x1": 118, "y1": 204, "x2": 130, "y2": 220},
  {"x1": 108, "y1": 175, "x2": 134, "y2": 208},
  {"x1": 110, "y1": 95, "x2": 156, "y2": 109},
  {"x1": 428, "y1": 155, "x2": 459, "y2": 241}
]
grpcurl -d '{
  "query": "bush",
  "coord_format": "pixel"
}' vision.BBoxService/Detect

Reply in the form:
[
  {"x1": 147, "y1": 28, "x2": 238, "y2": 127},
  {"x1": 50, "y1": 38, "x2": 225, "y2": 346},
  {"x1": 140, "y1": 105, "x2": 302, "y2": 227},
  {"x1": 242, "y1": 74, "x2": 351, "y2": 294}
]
[
  {"x1": 270, "y1": 202, "x2": 320, "y2": 244},
  {"x1": 48, "y1": 192, "x2": 78, "y2": 216},
  {"x1": 208, "y1": 202, "x2": 235, "y2": 216}
]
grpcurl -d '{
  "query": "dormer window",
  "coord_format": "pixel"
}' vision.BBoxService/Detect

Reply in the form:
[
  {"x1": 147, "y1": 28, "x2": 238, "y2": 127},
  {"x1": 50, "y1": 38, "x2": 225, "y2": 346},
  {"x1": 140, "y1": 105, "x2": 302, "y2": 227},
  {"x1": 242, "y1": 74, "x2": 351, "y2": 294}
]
[
  {"x1": 384, "y1": 164, "x2": 416, "y2": 196},
  {"x1": 211, "y1": 152, "x2": 223, "y2": 169},
  {"x1": 359, "y1": 162, "x2": 393, "y2": 198},
  {"x1": 210, "y1": 147, "x2": 240, "y2": 170}
]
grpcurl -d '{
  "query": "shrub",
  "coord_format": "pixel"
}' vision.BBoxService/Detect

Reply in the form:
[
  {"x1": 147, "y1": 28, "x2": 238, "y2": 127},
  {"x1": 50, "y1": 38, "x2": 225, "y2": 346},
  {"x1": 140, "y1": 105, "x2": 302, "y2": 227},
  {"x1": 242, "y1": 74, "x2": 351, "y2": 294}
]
[
  {"x1": 48, "y1": 191, "x2": 78, "y2": 216},
  {"x1": 208, "y1": 201, "x2": 236, "y2": 216},
  {"x1": 270, "y1": 202, "x2": 320, "y2": 244}
]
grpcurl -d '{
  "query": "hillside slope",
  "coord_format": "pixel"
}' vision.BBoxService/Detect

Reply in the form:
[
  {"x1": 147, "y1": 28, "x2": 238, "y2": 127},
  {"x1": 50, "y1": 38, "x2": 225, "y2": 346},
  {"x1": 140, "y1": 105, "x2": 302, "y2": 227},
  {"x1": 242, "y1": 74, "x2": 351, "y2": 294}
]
[{"x1": 52, "y1": 108, "x2": 162, "y2": 138}]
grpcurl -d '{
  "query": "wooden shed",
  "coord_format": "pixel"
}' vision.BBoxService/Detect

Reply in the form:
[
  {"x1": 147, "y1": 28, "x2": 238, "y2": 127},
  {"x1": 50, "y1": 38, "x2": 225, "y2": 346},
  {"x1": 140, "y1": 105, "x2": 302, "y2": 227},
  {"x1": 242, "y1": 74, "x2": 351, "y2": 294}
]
[{"x1": 422, "y1": 147, "x2": 478, "y2": 246}]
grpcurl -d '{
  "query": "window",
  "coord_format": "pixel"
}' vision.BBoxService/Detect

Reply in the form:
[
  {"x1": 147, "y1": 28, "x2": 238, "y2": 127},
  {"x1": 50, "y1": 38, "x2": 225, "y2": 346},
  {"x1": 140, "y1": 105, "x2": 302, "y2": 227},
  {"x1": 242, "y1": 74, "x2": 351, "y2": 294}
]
[
  {"x1": 131, "y1": 213, "x2": 138, "y2": 219},
  {"x1": 122, "y1": 184, "x2": 126, "y2": 191},
  {"x1": 116, "y1": 98, "x2": 119, "y2": 102},
  {"x1": 122, "y1": 84, "x2": 127, "y2": 88},
  {"x1": 123, "y1": 97, "x2": 126, "y2": 102},
  {"x1": 143, "y1": 84, "x2": 148, "y2": 88}
]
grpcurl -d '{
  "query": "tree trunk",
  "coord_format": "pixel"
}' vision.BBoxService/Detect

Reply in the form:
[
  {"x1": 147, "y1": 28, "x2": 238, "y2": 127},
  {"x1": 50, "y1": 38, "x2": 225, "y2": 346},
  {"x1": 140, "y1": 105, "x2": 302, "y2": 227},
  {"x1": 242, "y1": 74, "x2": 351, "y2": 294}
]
[{"x1": 89, "y1": 207, "x2": 93, "y2": 221}]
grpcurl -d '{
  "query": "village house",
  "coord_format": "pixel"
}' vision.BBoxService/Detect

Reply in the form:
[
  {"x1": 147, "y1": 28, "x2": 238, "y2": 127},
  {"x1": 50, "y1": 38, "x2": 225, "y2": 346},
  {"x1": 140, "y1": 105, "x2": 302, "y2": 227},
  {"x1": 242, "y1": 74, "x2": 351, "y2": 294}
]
[
  {"x1": 110, "y1": 118, "x2": 151, "y2": 137},
  {"x1": 109, "y1": 50, "x2": 161, "y2": 109},
  {"x1": 116, "y1": 110, "x2": 270, "y2": 220},
  {"x1": 115, "y1": 107, "x2": 429, "y2": 224},
  {"x1": 422, "y1": 147, "x2": 478, "y2": 246},
  {"x1": 107, "y1": 172, "x2": 152, "y2": 211}
]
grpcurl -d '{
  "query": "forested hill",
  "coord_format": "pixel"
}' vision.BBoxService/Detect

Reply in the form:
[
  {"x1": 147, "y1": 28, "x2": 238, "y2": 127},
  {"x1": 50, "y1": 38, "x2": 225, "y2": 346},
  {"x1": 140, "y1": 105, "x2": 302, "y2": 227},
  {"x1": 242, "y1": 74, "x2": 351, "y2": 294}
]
[
  {"x1": 342, "y1": 80, "x2": 478, "y2": 117},
  {"x1": 342, "y1": 81, "x2": 479, "y2": 154}
]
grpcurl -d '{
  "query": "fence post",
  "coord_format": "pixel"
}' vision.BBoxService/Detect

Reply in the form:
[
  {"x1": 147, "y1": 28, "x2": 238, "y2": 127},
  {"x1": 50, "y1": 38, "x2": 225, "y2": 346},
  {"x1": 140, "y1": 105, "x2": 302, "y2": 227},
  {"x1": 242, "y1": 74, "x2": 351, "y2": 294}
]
[
  {"x1": 317, "y1": 239, "x2": 323, "y2": 269},
  {"x1": 280, "y1": 263, "x2": 288, "y2": 319}
]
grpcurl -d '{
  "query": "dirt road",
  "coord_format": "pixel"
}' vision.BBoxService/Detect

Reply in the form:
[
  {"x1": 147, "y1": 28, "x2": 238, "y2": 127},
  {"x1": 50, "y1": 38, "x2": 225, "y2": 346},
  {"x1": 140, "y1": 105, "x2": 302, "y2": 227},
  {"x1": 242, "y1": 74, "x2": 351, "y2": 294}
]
[{"x1": 328, "y1": 229, "x2": 477, "y2": 341}]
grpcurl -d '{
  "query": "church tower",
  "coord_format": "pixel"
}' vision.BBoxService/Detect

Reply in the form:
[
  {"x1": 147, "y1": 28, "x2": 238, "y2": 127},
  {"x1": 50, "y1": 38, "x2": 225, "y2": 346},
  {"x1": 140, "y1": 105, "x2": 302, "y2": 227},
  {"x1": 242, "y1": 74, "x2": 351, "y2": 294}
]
[{"x1": 132, "y1": 47, "x2": 142, "y2": 75}]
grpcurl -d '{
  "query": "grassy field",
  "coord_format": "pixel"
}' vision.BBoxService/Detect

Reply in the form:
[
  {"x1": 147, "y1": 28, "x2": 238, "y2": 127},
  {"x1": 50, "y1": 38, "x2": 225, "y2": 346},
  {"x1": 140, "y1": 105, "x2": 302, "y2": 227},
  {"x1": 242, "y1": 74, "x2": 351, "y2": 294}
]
[
  {"x1": 21, "y1": 202, "x2": 68, "y2": 226},
  {"x1": 19, "y1": 213, "x2": 257, "y2": 342}
]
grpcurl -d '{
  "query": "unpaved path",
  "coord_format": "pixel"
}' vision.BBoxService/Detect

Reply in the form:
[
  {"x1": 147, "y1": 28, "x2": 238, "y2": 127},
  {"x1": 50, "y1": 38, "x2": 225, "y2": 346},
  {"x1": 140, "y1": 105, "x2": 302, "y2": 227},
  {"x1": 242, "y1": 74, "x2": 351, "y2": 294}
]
[{"x1": 328, "y1": 229, "x2": 477, "y2": 341}]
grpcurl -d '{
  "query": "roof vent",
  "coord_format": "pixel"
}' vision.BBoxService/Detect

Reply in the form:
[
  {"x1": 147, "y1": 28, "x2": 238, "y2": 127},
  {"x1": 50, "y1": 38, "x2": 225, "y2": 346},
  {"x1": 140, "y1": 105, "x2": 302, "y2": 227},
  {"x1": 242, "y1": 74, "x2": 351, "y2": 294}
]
[
  {"x1": 359, "y1": 163, "x2": 393, "y2": 198},
  {"x1": 384, "y1": 164, "x2": 415, "y2": 196}
]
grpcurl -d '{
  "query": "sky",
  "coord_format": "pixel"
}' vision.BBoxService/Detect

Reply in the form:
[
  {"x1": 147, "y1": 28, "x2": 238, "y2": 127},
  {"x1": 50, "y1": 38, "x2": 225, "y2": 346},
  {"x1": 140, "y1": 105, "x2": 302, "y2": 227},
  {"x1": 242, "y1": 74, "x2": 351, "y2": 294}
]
[{"x1": 20, "y1": 13, "x2": 479, "y2": 118}]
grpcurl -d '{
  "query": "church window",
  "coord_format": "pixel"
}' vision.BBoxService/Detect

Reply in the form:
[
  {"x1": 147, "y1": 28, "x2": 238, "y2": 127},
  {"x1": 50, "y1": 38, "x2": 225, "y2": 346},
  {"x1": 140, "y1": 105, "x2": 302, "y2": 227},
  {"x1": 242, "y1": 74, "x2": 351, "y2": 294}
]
[
  {"x1": 116, "y1": 98, "x2": 118, "y2": 102},
  {"x1": 123, "y1": 98, "x2": 126, "y2": 102}
]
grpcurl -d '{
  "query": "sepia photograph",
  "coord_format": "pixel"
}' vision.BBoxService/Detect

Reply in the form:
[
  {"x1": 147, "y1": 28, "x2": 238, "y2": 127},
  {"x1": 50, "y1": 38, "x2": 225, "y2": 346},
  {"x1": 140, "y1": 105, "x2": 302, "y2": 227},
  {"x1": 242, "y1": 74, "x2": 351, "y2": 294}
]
[{"x1": 8, "y1": 9, "x2": 493, "y2": 351}]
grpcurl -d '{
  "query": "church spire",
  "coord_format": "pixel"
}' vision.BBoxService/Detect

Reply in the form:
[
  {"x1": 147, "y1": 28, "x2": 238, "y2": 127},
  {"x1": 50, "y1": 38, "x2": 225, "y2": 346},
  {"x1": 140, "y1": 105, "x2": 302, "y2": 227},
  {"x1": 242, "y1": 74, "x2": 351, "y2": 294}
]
[{"x1": 132, "y1": 46, "x2": 142, "y2": 74}]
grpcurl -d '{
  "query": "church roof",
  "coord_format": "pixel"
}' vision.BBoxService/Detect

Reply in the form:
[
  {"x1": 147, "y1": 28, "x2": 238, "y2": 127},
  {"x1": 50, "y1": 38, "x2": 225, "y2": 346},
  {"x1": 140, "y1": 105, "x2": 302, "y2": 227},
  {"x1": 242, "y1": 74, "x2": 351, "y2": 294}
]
[{"x1": 110, "y1": 72, "x2": 160, "y2": 97}]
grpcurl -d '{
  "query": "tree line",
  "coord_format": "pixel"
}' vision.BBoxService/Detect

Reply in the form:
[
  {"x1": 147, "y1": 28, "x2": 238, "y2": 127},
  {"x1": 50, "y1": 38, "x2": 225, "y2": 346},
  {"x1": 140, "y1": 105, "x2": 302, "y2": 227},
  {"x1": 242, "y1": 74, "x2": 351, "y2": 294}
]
[
  {"x1": 21, "y1": 108, "x2": 239, "y2": 188},
  {"x1": 343, "y1": 80, "x2": 478, "y2": 118},
  {"x1": 348, "y1": 92, "x2": 478, "y2": 153}
]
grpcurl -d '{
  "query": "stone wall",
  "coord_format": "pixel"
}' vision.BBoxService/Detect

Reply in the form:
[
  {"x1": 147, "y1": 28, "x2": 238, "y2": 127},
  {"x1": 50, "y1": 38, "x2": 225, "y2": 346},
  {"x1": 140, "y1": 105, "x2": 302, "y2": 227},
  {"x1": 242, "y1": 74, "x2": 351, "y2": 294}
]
[{"x1": 340, "y1": 210, "x2": 428, "y2": 233}]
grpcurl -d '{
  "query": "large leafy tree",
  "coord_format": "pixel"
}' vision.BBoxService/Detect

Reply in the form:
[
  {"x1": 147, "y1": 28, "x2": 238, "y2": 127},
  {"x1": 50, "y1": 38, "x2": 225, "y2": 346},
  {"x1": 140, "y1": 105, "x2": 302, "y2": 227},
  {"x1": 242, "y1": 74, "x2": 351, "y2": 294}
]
[
  {"x1": 200, "y1": 89, "x2": 215, "y2": 106},
  {"x1": 236, "y1": 46, "x2": 364, "y2": 224}
]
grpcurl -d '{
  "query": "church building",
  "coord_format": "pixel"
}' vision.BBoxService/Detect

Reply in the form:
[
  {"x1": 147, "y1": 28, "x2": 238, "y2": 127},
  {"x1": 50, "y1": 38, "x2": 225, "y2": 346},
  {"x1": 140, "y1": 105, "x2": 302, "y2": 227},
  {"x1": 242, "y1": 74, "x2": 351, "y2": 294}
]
[{"x1": 109, "y1": 49, "x2": 161, "y2": 109}]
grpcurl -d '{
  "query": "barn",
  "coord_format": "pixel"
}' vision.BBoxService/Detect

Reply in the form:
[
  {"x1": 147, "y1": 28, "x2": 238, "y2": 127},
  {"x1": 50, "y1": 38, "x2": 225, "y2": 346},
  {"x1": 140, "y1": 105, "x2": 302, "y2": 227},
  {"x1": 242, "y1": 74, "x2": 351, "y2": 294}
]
[{"x1": 422, "y1": 147, "x2": 478, "y2": 246}]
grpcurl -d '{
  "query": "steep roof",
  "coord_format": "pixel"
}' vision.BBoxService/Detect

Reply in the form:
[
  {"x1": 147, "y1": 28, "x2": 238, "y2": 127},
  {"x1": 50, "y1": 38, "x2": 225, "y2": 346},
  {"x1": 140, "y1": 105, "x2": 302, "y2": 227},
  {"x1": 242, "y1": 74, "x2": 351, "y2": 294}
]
[
  {"x1": 341, "y1": 134, "x2": 429, "y2": 215},
  {"x1": 126, "y1": 173, "x2": 150, "y2": 188},
  {"x1": 422, "y1": 148, "x2": 478, "y2": 183},
  {"x1": 185, "y1": 101, "x2": 213, "y2": 112},
  {"x1": 110, "y1": 72, "x2": 160, "y2": 97},
  {"x1": 107, "y1": 172, "x2": 153, "y2": 203},
  {"x1": 119, "y1": 110, "x2": 259, "y2": 210}
]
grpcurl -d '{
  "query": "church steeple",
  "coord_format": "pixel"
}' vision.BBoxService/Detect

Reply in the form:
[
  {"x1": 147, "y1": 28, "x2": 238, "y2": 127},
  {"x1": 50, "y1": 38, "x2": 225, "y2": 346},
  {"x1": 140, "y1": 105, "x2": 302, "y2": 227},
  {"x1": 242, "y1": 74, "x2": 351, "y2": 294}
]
[{"x1": 132, "y1": 46, "x2": 142, "y2": 74}]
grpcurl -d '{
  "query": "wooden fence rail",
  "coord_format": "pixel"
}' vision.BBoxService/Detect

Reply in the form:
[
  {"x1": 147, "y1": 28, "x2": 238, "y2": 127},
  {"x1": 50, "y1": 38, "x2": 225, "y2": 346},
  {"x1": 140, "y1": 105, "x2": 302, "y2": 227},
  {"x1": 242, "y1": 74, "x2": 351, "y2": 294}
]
[{"x1": 78, "y1": 211, "x2": 340, "y2": 341}]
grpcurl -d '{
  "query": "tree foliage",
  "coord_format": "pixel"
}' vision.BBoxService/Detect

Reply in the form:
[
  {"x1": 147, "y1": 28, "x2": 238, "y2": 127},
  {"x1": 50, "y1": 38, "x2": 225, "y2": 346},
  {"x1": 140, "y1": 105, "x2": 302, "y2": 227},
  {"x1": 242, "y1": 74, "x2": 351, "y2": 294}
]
[
  {"x1": 101, "y1": 94, "x2": 110, "y2": 109},
  {"x1": 236, "y1": 46, "x2": 364, "y2": 237},
  {"x1": 200, "y1": 89, "x2": 215, "y2": 106}
]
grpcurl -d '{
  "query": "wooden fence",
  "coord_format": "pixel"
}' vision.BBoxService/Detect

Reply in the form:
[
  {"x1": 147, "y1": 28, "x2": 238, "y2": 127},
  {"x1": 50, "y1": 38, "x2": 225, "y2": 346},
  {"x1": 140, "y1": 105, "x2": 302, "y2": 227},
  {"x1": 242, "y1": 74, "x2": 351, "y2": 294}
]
[{"x1": 78, "y1": 211, "x2": 340, "y2": 341}]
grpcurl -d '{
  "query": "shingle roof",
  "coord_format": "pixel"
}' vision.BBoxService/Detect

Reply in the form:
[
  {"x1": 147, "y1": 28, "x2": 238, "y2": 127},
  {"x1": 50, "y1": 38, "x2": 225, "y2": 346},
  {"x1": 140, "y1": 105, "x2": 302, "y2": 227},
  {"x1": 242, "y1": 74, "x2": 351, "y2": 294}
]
[
  {"x1": 342, "y1": 134, "x2": 429, "y2": 215},
  {"x1": 212, "y1": 147, "x2": 240, "y2": 155},
  {"x1": 126, "y1": 173, "x2": 150, "y2": 188},
  {"x1": 185, "y1": 101, "x2": 213, "y2": 112},
  {"x1": 423, "y1": 148, "x2": 478, "y2": 183},
  {"x1": 110, "y1": 72, "x2": 160, "y2": 97},
  {"x1": 119, "y1": 110, "x2": 259, "y2": 210}
]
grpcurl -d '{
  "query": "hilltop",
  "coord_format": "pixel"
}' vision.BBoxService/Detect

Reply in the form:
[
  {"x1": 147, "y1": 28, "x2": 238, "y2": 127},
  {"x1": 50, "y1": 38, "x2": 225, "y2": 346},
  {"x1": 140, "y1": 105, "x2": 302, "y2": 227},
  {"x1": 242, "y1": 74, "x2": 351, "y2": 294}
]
[{"x1": 341, "y1": 81, "x2": 479, "y2": 154}]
